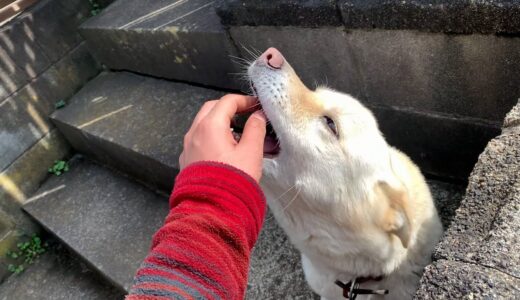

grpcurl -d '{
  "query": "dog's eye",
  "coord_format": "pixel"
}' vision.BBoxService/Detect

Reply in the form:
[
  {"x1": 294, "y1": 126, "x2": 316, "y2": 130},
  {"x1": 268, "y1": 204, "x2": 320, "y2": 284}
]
[{"x1": 323, "y1": 116, "x2": 338, "y2": 137}]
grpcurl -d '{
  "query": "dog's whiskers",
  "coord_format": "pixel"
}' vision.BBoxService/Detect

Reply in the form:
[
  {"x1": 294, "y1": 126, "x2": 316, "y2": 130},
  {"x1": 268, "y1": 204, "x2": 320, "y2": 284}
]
[
  {"x1": 280, "y1": 188, "x2": 301, "y2": 213},
  {"x1": 241, "y1": 44, "x2": 260, "y2": 61},
  {"x1": 228, "y1": 54, "x2": 252, "y2": 63},
  {"x1": 275, "y1": 184, "x2": 296, "y2": 200},
  {"x1": 249, "y1": 45, "x2": 263, "y2": 57},
  {"x1": 245, "y1": 103, "x2": 261, "y2": 110},
  {"x1": 265, "y1": 185, "x2": 300, "y2": 221}
]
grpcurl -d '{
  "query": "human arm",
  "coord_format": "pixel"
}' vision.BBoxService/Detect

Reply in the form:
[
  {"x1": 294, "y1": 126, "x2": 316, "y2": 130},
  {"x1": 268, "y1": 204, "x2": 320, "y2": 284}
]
[{"x1": 126, "y1": 95, "x2": 267, "y2": 300}]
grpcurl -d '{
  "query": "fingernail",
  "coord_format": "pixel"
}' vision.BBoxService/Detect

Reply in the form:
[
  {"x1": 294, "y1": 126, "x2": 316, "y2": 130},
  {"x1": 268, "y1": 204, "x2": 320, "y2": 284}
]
[{"x1": 252, "y1": 110, "x2": 267, "y2": 121}]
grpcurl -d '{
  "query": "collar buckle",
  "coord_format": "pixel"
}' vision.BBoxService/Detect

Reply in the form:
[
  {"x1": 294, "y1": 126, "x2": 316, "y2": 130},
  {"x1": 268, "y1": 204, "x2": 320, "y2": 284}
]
[{"x1": 335, "y1": 277, "x2": 389, "y2": 299}]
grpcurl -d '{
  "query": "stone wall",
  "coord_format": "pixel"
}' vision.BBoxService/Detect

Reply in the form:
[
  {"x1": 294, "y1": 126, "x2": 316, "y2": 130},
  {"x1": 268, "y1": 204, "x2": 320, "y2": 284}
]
[
  {"x1": 415, "y1": 101, "x2": 520, "y2": 298},
  {"x1": 0, "y1": 0, "x2": 100, "y2": 280}
]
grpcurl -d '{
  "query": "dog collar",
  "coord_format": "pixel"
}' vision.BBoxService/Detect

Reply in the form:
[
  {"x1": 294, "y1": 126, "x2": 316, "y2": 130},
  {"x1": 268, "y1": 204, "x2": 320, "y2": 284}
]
[{"x1": 335, "y1": 276, "x2": 389, "y2": 299}]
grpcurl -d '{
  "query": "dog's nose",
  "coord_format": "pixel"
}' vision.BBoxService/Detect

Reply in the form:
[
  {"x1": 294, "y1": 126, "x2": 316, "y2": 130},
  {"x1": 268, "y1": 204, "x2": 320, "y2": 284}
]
[{"x1": 259, "y1": 47, "x2": 284, "y2": 69}]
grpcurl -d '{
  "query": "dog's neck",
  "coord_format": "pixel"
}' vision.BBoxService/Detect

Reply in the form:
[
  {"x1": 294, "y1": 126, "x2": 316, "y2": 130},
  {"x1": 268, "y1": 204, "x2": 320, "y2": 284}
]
[{"x1": 262, "y1": 147, "x2": 410, "y2": 276}]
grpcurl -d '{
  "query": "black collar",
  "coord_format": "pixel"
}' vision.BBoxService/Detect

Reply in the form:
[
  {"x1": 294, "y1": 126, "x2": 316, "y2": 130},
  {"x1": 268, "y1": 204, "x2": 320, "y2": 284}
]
[{"x1": 335, "y1": 276, "x2": 389, "y2": 299}]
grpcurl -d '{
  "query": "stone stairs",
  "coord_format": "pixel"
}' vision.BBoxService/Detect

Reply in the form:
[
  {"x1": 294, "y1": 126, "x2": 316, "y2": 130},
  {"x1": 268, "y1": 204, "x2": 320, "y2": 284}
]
[
  {"x1": 24, "y1": 156, "x2": 169, "y2": 292},
  {"x1": 49, "y1": 71, "x2": 221, "y2": 191},
  {"x1": 2, "y1": 0, "x2": 492, "y2": 298}
]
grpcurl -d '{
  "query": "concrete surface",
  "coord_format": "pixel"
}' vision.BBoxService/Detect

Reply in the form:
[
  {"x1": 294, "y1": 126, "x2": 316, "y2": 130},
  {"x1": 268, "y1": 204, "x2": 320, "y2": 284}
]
[
  {"x1": 0, "y1": 0, "x2": 92, "y2": 101},
  {"x1": 80, "y1": 0, "x2": 242, "y2": 89},
  {"x1": 218, "y1": 0, "x2": 520, "y2": 34},
  {"x1": 0, "y1": 231, "x2": 19, "y2": 283},
  {"x1": 217, "y1": 0, "x2": 341, "y2": 27},
  {"x1": 346, "y1": 30, "x2": 520, "y2": 122},
  {"x1": 23, "y1": 157, "x2": 169, "y2": 291},
  {"x1": 18, "y1": 0, "x2": 88, "y2": 63},
  {"x1": 0, "y1": 243, "x2": 124, "y2": 299},
  {"x1": 247, "y1": 210, "x2": 319, "y2": 300},
  {"x1": 434, "y1": 133, "x2": 520, "y2": 277},
  {"x1": 416, "y1": 101, "x2": 520, "y2": 298},
  {"x1": 371, "y1": 106, "x2": 500, "y2": 180},
  {"x1": 0, "y1": 129, "x2": 70, "y2": 240},
  {"x1": 0, "y1": 210, "x2": 17, "y2": 282},
  {"x1": 0, "y1": 0, "x2": 97, "y2": 285},
  {"x1": 51, "y1": 71, "x2": 222, "y2": 191},
  {"x1": 503, "y1": 100, "x2": 520, "y2": 131},
  {"x1": 415, "y1": 259, "x2": 520, "y2": 299},
  {"x1": 0, "y1": 42, "x2": 98, "y2": 172},
  {"x1": 339, "y1": 0, "x2": 520, "y2": 34}
]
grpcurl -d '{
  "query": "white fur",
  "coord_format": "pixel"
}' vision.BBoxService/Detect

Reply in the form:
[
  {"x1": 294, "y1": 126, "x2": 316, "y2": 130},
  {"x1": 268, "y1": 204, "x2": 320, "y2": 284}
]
[{"x1": 249, "y1": 56, "x2": 443, "y2": 299}]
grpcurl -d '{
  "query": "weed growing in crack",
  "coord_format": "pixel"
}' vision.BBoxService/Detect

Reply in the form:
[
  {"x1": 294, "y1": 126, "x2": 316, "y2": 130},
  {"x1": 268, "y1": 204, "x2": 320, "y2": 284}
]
[
  {"x1": 55, "y1": 100, "x2": 66, "y2": 109},
  {"x1": 48, "y1": 160, "x2": 70, "y2": 176},
  {"x1": 6, "y1": 235, "x2": 48, "y2": 275},
  {"x1": 89, "y1": 0, "x2": 102, "y2": 16}
]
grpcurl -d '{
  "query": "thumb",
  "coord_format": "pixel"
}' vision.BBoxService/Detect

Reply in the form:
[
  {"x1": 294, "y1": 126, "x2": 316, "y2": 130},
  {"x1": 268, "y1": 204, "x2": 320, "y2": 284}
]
[{"x1": 237, "y1": 111, "x2": 266, "y2": 156}]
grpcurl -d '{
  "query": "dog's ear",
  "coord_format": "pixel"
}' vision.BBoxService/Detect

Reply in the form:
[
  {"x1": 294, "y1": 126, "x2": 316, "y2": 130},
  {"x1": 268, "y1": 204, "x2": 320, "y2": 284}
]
[{"x1": 375, "y1": 181, "x2": 412, "y2": 248}]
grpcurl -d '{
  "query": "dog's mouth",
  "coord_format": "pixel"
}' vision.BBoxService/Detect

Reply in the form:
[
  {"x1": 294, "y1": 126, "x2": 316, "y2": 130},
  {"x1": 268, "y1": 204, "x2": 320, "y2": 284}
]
[
  {"x1": 231, "y1": 83, "x2": 280, "y2": 158},
  {"x1": 252, "y1": 82, "x2": 281, "y2": 158},
  {"x1": 263, "y1": 122, "x2": 280, "y2": 158},
  {"x1": 231, "y1": 114, "x2": 280, "y2": 158}
]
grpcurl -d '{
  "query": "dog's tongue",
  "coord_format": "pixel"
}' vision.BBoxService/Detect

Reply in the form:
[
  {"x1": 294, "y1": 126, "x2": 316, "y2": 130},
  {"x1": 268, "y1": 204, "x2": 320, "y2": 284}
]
[{"x1": 263, "y1": 136, "x2": 279, "y2": 154}]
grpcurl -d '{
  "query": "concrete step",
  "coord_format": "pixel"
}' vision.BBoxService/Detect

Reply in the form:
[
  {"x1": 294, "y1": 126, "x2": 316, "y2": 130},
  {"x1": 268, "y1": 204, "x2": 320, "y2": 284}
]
[
  {"x1": 0, "y1": 242, "x2": 125, "y2": 300},
  {"x1": 51, "y1": 71, "x2": 223, "y2": 191},
  {"x1": 80, "y1": 0, "x2": 242, "y2": 90},
  {"x1": 23, "y1": 157, "x2": 169, "y2": 292}
]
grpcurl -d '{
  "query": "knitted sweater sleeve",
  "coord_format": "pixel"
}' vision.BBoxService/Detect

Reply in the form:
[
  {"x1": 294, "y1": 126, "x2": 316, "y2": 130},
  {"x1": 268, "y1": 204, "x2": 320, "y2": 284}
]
[{"x1": 126, "y1": 162, "x2": 266, "y2": 300}]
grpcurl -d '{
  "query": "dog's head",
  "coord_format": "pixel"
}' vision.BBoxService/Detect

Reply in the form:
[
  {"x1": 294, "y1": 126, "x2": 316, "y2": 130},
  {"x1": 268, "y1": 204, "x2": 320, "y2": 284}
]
[
  {"x1": 248, "y1": 48, "x2": 412, "y2": 248},
  {"x1": 248, "y1": 47, "x2": 389, "y2": 193}
]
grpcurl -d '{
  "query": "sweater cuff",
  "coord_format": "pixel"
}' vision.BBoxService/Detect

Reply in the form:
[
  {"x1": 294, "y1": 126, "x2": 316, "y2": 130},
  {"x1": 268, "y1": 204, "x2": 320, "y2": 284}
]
[{"x1": 171, "y1": 161, "x2": 266, "y2": 247}]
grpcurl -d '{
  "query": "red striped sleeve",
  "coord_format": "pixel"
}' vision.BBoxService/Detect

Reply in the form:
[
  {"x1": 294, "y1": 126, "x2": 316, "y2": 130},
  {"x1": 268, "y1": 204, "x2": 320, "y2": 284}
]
[{"x1": 126, "y1": 162, "x2": 266, "y2": 300}]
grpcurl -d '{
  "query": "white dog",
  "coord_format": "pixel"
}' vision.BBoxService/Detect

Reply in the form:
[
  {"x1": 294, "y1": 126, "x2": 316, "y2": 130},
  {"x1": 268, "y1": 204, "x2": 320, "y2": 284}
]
[{"x1": 248, "y1": 48, "x2": 443, "y2": 300}]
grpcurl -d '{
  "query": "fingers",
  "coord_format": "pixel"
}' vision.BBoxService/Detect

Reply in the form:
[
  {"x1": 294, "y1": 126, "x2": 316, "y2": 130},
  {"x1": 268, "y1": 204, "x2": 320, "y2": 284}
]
[
  {"x1": 209, "y1": 94, "x2": 258, "y2": 124},
  {"x1": 238, "y1": 99, "x2": 262, "y2": 114},
  {"x1": 237, "y1": 111, "x2": 267, "y2": 158}
]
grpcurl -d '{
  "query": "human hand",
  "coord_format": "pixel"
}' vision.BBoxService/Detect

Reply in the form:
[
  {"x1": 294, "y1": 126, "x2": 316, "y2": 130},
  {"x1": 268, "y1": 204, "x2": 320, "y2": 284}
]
[{"x1": 179, "y1": 94, "x2": 267, "y2": 182}]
